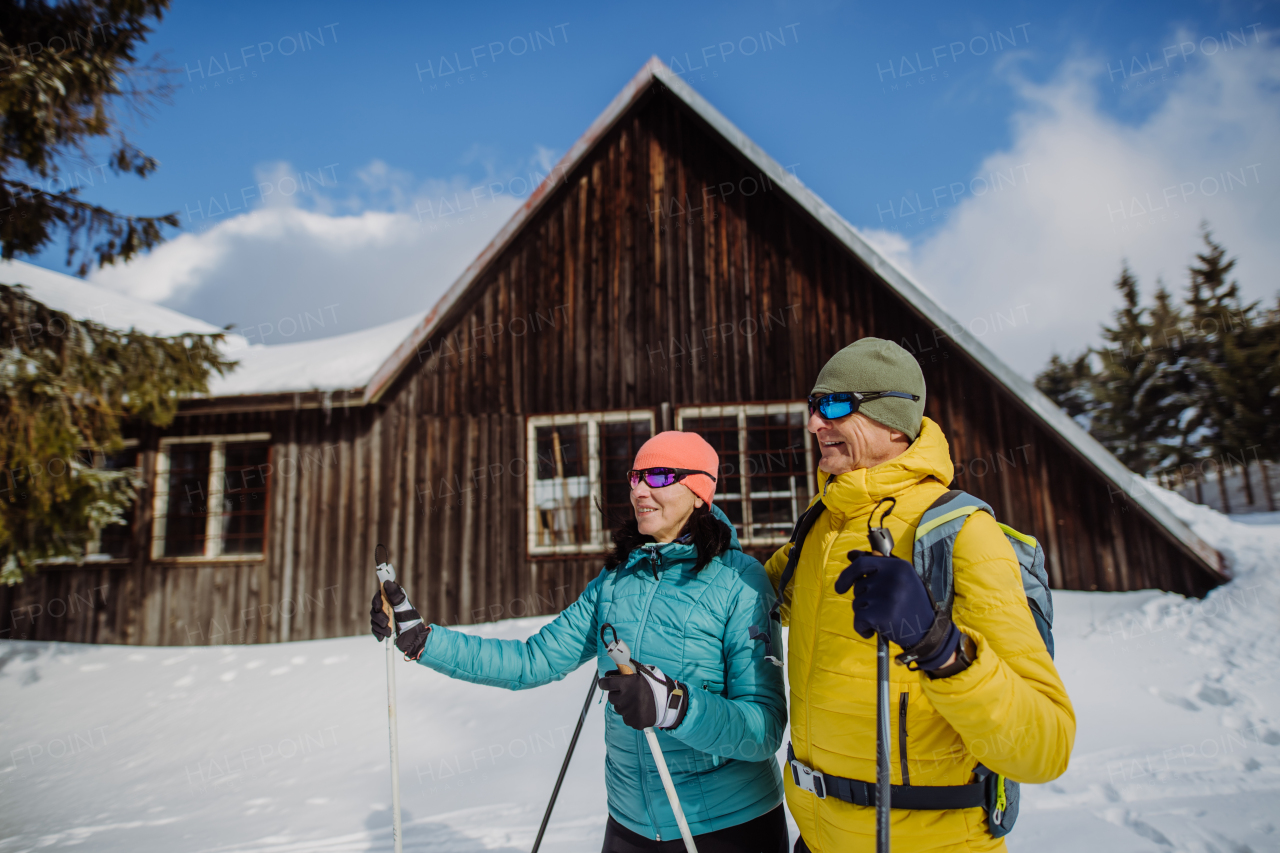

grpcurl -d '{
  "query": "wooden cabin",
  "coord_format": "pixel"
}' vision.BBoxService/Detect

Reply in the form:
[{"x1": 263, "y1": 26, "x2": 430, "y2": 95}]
[{"x1": 2, "y1": 58, "x2": 1227, "y2": 647}]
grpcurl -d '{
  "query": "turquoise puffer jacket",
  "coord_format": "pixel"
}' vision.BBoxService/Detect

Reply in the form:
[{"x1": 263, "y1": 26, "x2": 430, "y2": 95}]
[{"x1": 415, "y1": 505, "x2": 787, "y2": 841}]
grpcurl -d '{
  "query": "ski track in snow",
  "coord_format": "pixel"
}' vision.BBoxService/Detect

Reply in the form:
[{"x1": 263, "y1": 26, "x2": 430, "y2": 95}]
[{"x1": 0, "y1": 487, "x2": 1276, "y2": 852}]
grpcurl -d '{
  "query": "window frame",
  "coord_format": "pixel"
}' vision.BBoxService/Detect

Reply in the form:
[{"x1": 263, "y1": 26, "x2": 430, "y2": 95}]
[
  {"x1": 150, "y1": 432, "x2": 272, "y2": 562},
  {"x1": 525, "y1": 410, "x2": 656, "y2": 556},
  {"x1": 676, "y1": 402, "x2": 815, "y2": 547}
]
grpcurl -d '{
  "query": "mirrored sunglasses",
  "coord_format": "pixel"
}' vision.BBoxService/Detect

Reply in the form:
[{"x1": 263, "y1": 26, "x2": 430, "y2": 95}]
[
  {"x1": 807, "y1": 391, "x2": 920, "y2": 420},
  {"x1": 626, "y1": 467, "x2": 718, "y2": 489}
]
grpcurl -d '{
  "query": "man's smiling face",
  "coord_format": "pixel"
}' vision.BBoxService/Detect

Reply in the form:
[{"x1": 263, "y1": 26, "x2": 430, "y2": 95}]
[{"x1": 808, "y1": 409, "x2": 908, "y2": 475}]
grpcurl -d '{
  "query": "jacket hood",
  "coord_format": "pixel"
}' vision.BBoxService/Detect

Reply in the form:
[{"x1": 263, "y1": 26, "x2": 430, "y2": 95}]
[
  {"x1": 622, "y1": 502, "x2": 742, "y2": 571},
  {"x1": 816, "y1": 416, "x2": 954, "y2": 520}
]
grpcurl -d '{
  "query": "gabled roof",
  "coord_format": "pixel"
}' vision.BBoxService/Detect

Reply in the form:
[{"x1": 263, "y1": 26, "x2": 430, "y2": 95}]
[{"x1": 363, "y1": 56, "x2": 1222, "y2": 577}]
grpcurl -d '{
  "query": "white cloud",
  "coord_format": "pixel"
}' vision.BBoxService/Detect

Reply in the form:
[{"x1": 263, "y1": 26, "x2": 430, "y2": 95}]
[
  {"x1": 871, "y1": 30, "x2": 1280, "y2": 377},
  {"x1": 89, "y1": 162, "x2": 530, "y2": 345}
]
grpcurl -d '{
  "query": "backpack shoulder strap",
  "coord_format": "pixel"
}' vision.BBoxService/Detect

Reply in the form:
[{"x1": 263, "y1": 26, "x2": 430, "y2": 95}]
[
  {"x1": 912, "y1": 489, "x2": 992, "y2": 611},
  {"x1": 914, "y1": 489, "x2": 1057, "y2": 658},
  {"x1": 769, "y1": 499, "x2": 826, "y2": 624}
]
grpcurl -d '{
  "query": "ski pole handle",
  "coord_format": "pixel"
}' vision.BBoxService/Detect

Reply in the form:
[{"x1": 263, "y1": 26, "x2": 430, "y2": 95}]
[
  {"x1": 375, "y1": 549, "x2": 397, "y2": 636},
  {"x1": 602, "y1": 623, "x2": 634, "y2": 674},
  {"x1": 867, "y1": 496, "x2": 897, "y2": 558},
  {"x1": 868, "y1": 528, "x2": 893, "y2": 558},
  {"x1": 378, "y1": 586, "x2": 395, "y2": 633}
]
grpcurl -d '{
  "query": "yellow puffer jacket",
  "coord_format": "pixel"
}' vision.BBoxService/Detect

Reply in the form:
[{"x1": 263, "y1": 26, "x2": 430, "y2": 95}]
[{"x1": 766, "y1": 418, "x2": 1075, "y2": 852}]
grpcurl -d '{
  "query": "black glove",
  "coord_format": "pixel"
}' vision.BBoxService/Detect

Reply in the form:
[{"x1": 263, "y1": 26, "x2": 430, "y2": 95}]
[
  {"x1": 598, "y1": 661, "x2": 688, "y2": 730},
  {"x1": 370, "y1": 580, "x2": 430, "y2": 660},
  {"x1": 835, "y1": 551, "x2": 960, "y2": 672}
]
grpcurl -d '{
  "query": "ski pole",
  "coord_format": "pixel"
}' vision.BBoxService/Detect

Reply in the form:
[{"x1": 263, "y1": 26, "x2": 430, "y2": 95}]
[
  {"x1": 530, "y1": 671, "x2": 598, "y2": 853},
  {"x1": 374, "y1": 546, "x2": 404, "y2": 853},
  {"x1": 601, "y1": 624, "x2": 698, "y2": 853},
  {"x1": 867, "y1": 499, "x2": 897, "y2": 853}
]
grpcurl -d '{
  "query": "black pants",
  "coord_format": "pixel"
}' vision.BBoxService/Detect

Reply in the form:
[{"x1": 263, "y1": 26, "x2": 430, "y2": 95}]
[{"x1": 602, "y1": 804, "x2": 789, "y2": 853}]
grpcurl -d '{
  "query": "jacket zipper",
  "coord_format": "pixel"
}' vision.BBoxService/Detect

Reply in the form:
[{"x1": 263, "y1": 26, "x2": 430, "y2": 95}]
[
  {"x1": 633, "y1": 545, "x2": 666, "y2": 840},
  {"x1": 898, "y1": 691, "x2": 911, "y2": 786}
]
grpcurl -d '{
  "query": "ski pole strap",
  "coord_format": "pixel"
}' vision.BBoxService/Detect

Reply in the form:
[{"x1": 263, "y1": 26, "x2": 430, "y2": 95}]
[
  {"x1": 770, "y1": 500, "x2": 826, "y2": 624},
  {"x1": 787, "y1": 743, "x2": 985, "y2": 810}
]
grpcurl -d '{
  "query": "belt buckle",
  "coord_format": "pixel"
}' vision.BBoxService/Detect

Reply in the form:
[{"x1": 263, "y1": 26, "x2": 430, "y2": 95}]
[{"x1": 790, "y1": 758, "x2": 827, "y2": 799}]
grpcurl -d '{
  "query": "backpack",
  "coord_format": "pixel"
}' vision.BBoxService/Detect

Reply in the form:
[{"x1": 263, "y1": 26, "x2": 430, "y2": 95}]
[
  {"x1": 914, "y1": 489, "x2": 1055, "y2": 658},
  {"x1": 769, "y1": 488, "x2": 1055, "y2": 838}
]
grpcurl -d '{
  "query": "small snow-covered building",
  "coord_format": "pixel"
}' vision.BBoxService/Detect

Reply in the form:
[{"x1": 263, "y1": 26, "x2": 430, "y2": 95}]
[
  {"x1": 2, "y1": 58, "x2": 1227, "y2": 646},
  {"x1": 1, "y1": 258, "x2": 421, "y2": 645}
]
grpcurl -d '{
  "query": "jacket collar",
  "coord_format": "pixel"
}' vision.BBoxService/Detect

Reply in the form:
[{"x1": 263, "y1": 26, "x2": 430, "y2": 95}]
[
  {"x1": 816, "y1": 417, "x2": 955, "y2": 521},
  {"x1": 622, "y1": 503, "x2": 740, "y2": 573}
]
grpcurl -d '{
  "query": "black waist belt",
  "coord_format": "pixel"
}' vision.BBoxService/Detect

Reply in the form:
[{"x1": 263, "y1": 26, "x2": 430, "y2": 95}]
[{"x1": 787, "y1": 743, "x2": 985, "y2": 811}]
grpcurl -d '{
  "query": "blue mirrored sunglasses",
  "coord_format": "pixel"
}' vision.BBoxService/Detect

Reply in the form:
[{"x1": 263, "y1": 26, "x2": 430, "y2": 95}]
[{"x1": 807, "y1": 391, "x2": 920, "y2": 420}]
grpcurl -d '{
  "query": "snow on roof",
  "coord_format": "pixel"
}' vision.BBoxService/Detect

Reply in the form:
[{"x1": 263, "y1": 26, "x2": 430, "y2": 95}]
[
  {"x1": 2, "y1": 258, "x2": 421, "y2": 396},
  {"x1": 0, "y1": 258, "x2": 225, "y2": 338},
  {"x1": 210, "y1": 313, "x2": 424, "y2": 396}
]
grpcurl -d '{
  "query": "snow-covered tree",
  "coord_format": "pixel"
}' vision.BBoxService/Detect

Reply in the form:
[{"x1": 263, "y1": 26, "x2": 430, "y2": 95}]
[{"x1": 1, "y1": 284, "x2": 234, "y2": 582}]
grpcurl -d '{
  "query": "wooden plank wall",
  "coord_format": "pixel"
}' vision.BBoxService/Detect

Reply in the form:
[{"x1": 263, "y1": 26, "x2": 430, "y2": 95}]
[
  {"x1": 389, "y1": 87, "x2": 1220, "y2": 599},
  {"x1": 1, "y1": 86, "x2": 1222, "y2": 646}
]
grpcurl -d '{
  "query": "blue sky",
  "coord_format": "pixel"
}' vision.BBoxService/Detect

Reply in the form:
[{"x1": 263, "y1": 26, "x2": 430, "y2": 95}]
[{"x1": 23, "y1": 0, "x2": 1280, "y2": 371}]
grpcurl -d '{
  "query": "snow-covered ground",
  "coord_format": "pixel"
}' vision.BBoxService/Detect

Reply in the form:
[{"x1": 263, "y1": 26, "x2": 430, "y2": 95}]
[{"x1": 2, "y1": 489, "x2": 1277, "y2": 852}]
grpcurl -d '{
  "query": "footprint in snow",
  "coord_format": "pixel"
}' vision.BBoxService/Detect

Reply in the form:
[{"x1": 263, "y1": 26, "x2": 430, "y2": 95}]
[
  {"x1": 1197, "y1": 684, "x2": 1235, "y2": 706},
  {"x1": 1149, "y1": 686, "x2": 1199, "y2": 711}
]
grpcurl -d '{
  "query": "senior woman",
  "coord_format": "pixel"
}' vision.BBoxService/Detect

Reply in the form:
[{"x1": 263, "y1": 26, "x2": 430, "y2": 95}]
[{"x1": 371, "y1": 431, "x2": 788, "y2": 853}]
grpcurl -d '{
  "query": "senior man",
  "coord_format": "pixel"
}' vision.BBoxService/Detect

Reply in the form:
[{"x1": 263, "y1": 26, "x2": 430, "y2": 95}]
[{"x1": 766, "y1": 337, "x2": 1074, "y2": 852}]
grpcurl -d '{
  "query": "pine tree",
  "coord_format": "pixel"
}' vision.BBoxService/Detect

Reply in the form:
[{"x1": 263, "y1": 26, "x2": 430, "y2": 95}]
[
  {"x1": 1144, "y1": 281, "x2": 1196, "y2": 472},
  {"x1": 1088, "y1": 266, "x2": 1170, "y2": 474},
  {"x1": 1181, "y1": 228, "x2": 1254, "y2": 461},
  {"x1": 0, "y1": 284, "x2": 235, "y2": 582},
  {"x1": 1, "y1": 0, "x2": 177, "y2": 274},
  {"x1": 1037, "y1": 225, "x2": 1278, "y2": 489},
  {"x1": 1215, "y1": 292, "x2": 1279, "y2": 480},
  {"x1": 1036, "y1": 351, "x2": 1095, "y2": 426}
]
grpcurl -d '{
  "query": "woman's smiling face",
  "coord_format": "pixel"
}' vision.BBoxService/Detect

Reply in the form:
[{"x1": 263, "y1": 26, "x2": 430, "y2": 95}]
[{"x1": 631, "y1": 476, "x2": 703, "y2": 543}]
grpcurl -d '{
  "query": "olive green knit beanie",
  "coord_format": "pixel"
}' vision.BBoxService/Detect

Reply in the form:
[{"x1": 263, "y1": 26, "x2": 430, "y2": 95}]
[{"x1": 811, "y1": 337, "x2": 926, "y2": 440}]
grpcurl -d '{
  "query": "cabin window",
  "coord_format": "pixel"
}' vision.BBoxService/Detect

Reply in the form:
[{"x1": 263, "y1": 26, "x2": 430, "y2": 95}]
[
  {"x1": 677, "y1": 403, "x2": 815, "y2": 546},
  {"x1": 152, "y1": 433, "x2": 272, "y2": 559},
  {"x1": 526, "y1": 411, "x2": 654, "y2": 555}
]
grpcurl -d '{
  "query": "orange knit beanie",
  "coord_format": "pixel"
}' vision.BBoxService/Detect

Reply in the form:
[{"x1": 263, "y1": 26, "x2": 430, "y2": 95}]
[{"x1": 632, "y1": 431, "x2": 719, "y2": 505}]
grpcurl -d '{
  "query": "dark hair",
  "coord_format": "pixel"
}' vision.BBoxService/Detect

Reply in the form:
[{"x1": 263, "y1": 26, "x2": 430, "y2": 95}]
[{"x1": 604, "y1": 503, "x2": 733, "y2": 573}]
